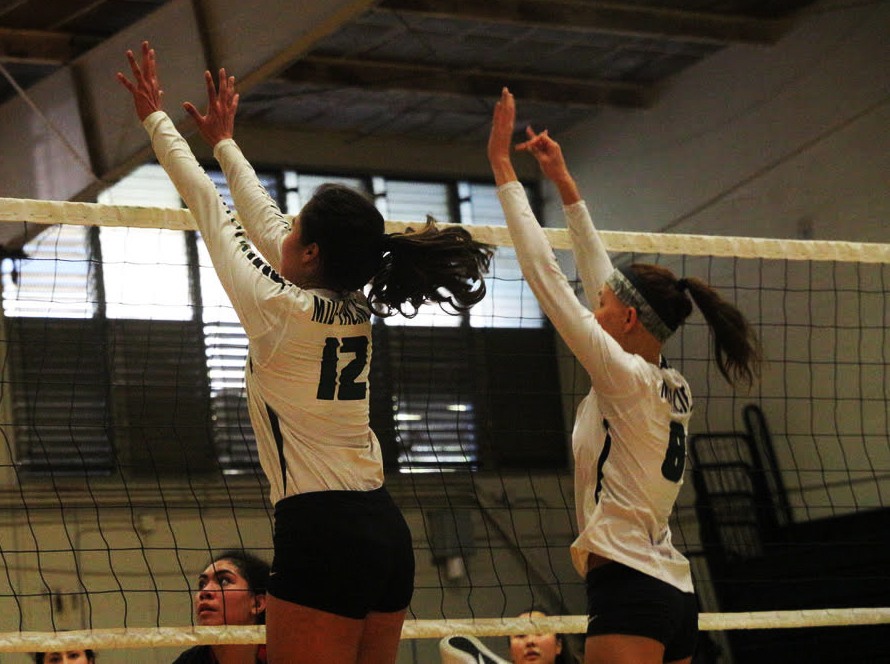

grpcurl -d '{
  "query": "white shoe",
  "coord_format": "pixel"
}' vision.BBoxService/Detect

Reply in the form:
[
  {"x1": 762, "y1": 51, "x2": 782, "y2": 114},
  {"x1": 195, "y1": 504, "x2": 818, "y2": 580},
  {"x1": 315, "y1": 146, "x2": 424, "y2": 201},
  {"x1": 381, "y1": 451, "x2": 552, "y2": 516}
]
[{"x1": 439, "y1": 634, "x2": 511, "y2": 664}]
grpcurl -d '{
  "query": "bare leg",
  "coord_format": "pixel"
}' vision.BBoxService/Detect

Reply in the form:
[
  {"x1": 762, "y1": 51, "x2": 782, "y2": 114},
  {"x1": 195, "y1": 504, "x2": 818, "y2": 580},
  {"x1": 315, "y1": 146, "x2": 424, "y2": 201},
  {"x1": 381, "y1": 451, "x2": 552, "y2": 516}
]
[
  {"x1": 356, "y1": 609, "x2": 407, "y2": 664},
  {"x1": 585, "y1": 634, "x2": 665, "y2": 664},
  {"x1": 266, "y1": 594, "x2": 362, "y2": 664}
]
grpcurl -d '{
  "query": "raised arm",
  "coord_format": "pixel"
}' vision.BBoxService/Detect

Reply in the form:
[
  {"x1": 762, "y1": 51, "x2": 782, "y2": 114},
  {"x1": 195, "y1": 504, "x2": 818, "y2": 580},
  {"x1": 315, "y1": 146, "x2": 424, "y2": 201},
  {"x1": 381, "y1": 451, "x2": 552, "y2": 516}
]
[
  {"x1": 487, "y1": 87, "x2": 520, "y2": 188},
  {"x1": 117, "y1": 42, "x2": 283, "y2": 338},
  {"x1": 516, "y1": 126, "x2": 612, "y2": 304},
  {"x1": 487, "y1": 89, "x2": 638, "y2": 393},
  {"x1": 183, "y1": 68, "x2": 290, "y2": 272}
]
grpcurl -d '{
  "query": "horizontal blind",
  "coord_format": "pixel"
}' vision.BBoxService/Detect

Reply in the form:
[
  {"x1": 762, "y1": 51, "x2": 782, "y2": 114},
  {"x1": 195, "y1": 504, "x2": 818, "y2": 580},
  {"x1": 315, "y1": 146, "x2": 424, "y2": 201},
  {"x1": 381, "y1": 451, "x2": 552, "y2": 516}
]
[
  {"x1": 384, "y1": 326, "x2": 479, "y2": 472},
  {"x1": 5, "y1": 317, "x2": 114, "y2": 476},
  {"x1": 1, "y1": 224, "x2": 94, "y2": 318},
  {"x1": 109, "y1": 318, "x2": 216, "y2": 477}
]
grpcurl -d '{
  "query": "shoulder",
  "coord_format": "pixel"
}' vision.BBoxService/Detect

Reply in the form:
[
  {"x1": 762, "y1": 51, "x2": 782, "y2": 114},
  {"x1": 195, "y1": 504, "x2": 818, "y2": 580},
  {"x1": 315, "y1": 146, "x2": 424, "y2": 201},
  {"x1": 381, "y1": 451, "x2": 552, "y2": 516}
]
[
  {"x1": 659, "y1": 359, "x2": 689, "y2": 391},
  {"x1": 657, "y1": 360, "x2": 693, "y2": 415}
]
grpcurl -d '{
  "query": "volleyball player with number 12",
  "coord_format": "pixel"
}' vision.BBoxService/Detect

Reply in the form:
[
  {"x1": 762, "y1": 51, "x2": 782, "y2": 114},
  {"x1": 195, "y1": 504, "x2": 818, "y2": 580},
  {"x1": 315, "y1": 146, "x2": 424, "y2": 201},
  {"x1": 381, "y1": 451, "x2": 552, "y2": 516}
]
[
  {"x1": 488, "y1": 88, "x2": 760, "y2": 664},
  {"x1": 117, "y1": 42, "x2": 492, "y2": 664}
]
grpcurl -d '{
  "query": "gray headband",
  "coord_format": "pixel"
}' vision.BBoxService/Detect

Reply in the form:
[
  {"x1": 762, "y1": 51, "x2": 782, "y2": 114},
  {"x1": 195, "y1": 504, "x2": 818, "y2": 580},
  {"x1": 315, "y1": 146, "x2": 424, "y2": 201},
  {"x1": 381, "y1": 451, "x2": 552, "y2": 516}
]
[{"x1": 604, "y1": 268, "x2": 675, "y2": 343}]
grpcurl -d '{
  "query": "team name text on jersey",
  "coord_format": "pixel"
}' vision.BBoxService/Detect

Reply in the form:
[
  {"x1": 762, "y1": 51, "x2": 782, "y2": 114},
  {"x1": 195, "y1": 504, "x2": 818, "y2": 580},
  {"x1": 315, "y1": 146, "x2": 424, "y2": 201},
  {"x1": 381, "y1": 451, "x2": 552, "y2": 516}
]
[
  {"x1": 661, "y1": 381, "x2": 691, "y2": 415},
  {"x1": 311, "y1": 295, "x2": 371, "y2": 326}
]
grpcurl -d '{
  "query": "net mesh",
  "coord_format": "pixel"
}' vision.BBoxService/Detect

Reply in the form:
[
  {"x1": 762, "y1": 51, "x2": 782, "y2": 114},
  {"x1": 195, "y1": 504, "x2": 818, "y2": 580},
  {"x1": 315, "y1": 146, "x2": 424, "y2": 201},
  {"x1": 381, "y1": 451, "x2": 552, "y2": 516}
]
[{"x1": 0, "y1": 196, "x2": 888, "y2": 663}]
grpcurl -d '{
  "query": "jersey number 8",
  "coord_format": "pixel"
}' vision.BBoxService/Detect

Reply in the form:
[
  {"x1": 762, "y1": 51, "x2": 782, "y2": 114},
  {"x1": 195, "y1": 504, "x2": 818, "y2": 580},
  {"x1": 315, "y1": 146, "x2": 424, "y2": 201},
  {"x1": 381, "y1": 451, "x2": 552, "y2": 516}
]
[{"x1": 661, "y1": 421, "x2": 686, "y2": 482}]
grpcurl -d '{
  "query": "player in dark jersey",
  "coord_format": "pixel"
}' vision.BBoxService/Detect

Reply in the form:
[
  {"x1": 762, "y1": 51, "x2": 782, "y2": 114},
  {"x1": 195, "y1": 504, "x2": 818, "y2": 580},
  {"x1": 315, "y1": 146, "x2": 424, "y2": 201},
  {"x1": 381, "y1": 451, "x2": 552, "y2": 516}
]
[{"x1": 118, "y1": 42, "x2": 492, "y2": 664}]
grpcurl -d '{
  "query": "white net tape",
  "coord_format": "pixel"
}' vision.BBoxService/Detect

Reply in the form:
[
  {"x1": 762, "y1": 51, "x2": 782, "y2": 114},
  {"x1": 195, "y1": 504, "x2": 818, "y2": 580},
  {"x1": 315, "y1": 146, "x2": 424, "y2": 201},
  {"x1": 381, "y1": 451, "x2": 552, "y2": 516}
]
[
  {"x1": 1, "y1": 197, "x2": 888, "y2": 263},
  {"x1": 403, "y1": 609, "x2": 890, "y2": 637},
  {"x1": 2, "y1": 609, "x2": 890, "y2": 652}
]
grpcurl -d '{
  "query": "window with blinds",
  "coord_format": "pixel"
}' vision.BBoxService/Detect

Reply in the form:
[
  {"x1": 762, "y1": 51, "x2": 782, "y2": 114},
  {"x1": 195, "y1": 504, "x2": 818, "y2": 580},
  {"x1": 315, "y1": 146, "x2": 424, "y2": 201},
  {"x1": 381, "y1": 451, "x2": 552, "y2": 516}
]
[
  {"x1": 2, "y1": 166, "x2": 217, "y2": 478},
  {"x1": 2, "y1": 224, "x2": 111, "y2": 476},
  {"x1": 5, "y1": 316, "x2": 114, "y2": 477},
  {"x1": 1, "y1": 164, "x2": 565, "y2": 479},
  {"x1": 1, "y1": 224, "x2": 95, "y2": 319}
]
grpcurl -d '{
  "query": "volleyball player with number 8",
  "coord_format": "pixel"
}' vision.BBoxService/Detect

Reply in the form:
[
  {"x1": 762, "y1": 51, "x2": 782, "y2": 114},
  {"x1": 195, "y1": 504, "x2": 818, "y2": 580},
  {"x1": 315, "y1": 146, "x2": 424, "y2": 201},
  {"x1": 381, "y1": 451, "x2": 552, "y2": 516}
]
[
  {"x1": 488, "y1": 88, "x2": 760, "y2": 664},
  {"x1": 117, "y1": 42, "x2": 492, "y2": 664}
]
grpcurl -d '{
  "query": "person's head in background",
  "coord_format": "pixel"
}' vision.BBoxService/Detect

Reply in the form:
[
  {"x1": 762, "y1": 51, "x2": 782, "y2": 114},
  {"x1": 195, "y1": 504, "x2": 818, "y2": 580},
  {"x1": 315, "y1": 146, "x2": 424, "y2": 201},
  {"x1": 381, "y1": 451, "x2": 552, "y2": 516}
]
[
  {"x1": 509, "y1": 610, "x2": 575, "y2": 664},
  {"x1": 195, "y1": 549, "x2": 270, "y2": 627},
  {"x1": 34, "y1": 650, "x2": 96, "y2": 664}
]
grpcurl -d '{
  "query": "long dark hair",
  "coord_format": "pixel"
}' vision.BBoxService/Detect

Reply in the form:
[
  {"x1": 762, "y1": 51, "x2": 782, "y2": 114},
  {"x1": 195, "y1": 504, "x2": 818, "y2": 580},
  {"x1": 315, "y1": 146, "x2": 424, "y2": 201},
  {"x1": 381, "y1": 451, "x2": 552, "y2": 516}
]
[
  {"x1": 629, "y1": 263, "x2": 761, "y2": 388},
  {"x1": 210, "y1": 549, "x2": 270, "y2": 625},
  {"x1": 298, "y1": 184, "x2": 493, "y2": 317}
]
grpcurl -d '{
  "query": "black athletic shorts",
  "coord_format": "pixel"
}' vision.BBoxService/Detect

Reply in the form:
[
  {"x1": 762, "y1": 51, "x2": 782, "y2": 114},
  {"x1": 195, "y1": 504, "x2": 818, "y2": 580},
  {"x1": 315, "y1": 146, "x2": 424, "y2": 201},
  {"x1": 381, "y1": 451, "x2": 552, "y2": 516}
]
[
  {"x1": 268, "y1": 486, "x2": 415, "y2": 620},
  {"x1": 586, "y1": 561, "x2": 698, "y2": 662}
]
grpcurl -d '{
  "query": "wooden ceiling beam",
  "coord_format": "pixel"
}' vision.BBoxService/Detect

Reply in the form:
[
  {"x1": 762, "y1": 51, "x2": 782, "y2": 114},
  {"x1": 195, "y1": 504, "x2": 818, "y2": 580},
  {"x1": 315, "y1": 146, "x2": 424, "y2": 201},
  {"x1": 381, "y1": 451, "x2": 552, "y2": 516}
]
[
  {"x1": 0, "y1": 27, "x2": 98, "y2": 65},
  {"x1": 280, "y1": 55, "x2": 657, "y2": 108},
  {"x1": 378, "y1": 0, "x2": 794, "y2": 45}
]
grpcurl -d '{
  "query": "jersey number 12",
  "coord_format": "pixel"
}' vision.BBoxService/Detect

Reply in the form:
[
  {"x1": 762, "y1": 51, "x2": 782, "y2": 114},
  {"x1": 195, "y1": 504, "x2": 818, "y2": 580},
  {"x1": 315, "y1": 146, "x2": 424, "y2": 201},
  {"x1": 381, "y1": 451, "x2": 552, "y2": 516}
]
[{"x1": 316, "y1": 335, "x2": 369, "y2": 400}]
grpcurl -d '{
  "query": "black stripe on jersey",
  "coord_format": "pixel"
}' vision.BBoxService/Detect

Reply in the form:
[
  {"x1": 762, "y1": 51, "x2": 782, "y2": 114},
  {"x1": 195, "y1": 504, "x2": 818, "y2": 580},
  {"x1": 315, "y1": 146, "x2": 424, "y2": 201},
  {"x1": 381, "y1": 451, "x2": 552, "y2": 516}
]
[
  {"x1": 245, "y1": 250, "x2": 285, "y2": 287},
  {"x1": 265, "y1": 403, "x2": 287, "y2": 494},
  {"x1": 594, "y1": 418, "x2": 612, "y2": 504},
  {"x1": 220, "y1": 199, "x2": 287, "y2": 290}
]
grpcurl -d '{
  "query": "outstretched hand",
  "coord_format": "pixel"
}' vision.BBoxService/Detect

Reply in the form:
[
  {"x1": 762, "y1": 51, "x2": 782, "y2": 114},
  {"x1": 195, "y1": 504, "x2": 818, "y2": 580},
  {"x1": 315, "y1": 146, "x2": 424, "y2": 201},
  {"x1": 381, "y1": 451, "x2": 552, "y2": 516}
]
[
  {"x1": 516, "y1": 125, "x2": 580, "y2": 204},
  {"x1": 117, "y1": 41, "x2": 163, "y2": 121},
  {"x1": 488, "y1": 87, "x2": 518, "y2": 186},
  {"x1": 183, "y1": 69, "x2": 240, "y2": 147},
  {"x1": 488, "y1": 87, "x2": 515, "y2": 163},
  {"x1": 515, "y1": 126, "x2": 570, "y2": 183}
]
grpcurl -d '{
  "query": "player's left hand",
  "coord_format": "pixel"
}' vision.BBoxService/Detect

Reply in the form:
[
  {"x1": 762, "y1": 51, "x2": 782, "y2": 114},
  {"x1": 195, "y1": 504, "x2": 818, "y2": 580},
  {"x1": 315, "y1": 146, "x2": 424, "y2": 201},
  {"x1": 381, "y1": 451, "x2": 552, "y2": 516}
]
[
  {"x1": 516, "y1": 126, "x2": 570, "y2": 183},
  {"x1": 183, "y1": 68, "x2": 240, "y2": 147},
  {"x1": 117, "y1": 41, "x2": 163, "y2": 121}
]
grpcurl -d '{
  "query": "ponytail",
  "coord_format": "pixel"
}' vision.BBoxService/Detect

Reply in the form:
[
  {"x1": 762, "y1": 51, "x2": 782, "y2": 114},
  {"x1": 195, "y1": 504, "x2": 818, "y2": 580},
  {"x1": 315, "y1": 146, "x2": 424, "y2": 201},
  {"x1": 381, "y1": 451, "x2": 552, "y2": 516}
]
[
  {"x1": 683, "y1": 276, "x2": 761, "y2": 389},
  {"x1": 368, "y1": 216, "x2": 493, "y2": 318},
  {"x1": 625, "y1": 264, "x2": 761, "y2": 389}
]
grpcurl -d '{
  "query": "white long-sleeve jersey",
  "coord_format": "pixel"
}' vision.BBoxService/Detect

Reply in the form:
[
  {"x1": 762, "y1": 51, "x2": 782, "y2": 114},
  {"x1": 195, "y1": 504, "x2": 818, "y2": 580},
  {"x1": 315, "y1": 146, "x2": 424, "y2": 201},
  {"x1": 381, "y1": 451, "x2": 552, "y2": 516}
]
[
  {"x1": 497, "y1": 181, "x2": 693, "y2": 593},
  {"x1": 143, "y1": 112, "x2": 383, "y2": 505}
]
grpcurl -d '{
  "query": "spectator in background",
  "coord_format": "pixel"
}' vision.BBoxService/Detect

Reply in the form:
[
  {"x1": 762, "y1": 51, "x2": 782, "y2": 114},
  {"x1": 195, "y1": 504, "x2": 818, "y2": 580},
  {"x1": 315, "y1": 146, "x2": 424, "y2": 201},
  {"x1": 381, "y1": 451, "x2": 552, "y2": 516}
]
[
  {"x1": 439, "y1": 609, "x2": 580, "y2": 664},
  {"x1": 509, "y1": 609, "x2": 579, "y2": 664},
  {"x1": 34, "y1": 651, "x2": 96, "y2": 664},
  {"x1": 173, "y1": 549, "x2": 269, "y2": 664}
]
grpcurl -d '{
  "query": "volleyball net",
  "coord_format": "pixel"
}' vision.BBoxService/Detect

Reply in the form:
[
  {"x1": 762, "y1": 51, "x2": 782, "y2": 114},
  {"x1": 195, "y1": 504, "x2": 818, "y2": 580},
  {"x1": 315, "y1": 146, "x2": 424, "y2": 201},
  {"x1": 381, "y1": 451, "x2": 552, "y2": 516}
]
[{"x1": 0, "y1": 194, "x2": 888, "y2": 662}]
